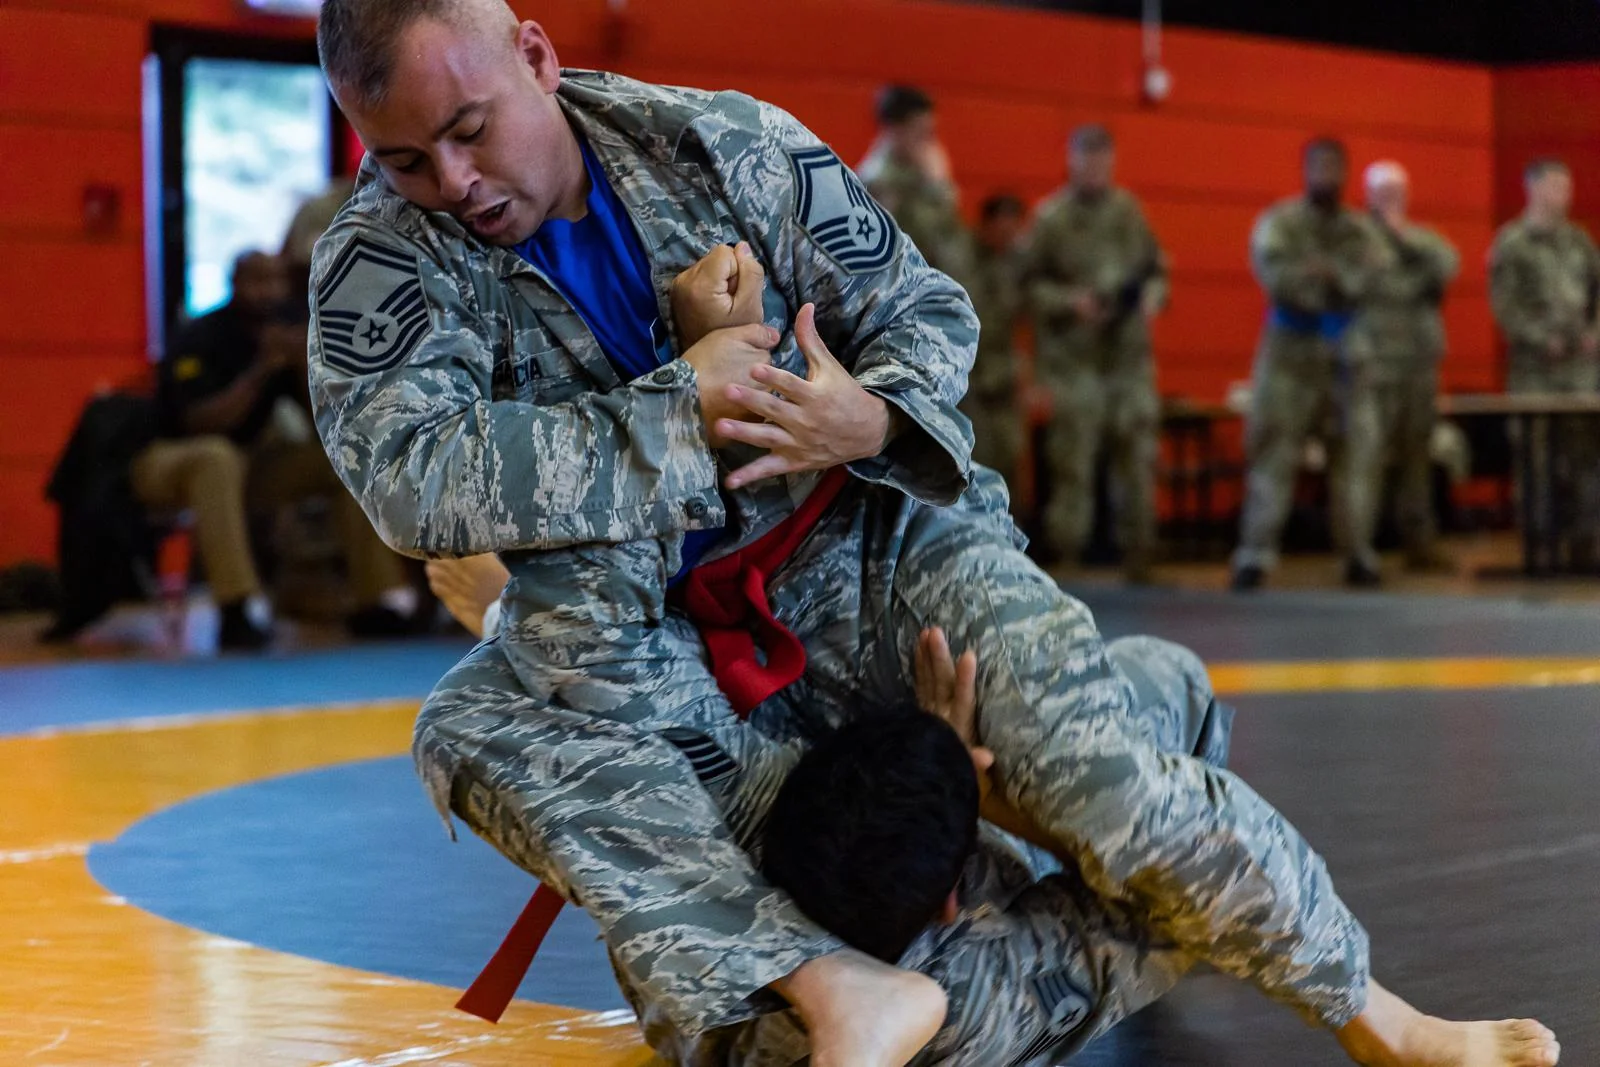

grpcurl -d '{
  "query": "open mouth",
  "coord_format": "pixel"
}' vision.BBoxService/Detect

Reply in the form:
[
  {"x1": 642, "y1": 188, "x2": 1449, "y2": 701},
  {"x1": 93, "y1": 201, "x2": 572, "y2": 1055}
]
[{"x1": 468, "y1": 202, "x2": 510, "y2": 236}]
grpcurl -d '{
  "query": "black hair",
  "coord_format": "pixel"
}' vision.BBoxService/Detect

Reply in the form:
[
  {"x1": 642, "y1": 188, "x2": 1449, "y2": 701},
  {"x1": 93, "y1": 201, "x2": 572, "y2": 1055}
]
[
  {"x1": 1304, "y1": 137, "x2": 1349, "y2": 164},
  {"x1": 980, "y1": 193, "x2": 1026, "y2": 223},
  {"x1": 1526, "y1": 157, "x2": 1570, "y2": 183},
  {"x1": 1070, "y1": 123, "x2": 1115, "y2": 154},
  {"x1": 319, "y1": 0, "x2": 457, "y2": 106},
  {"x1": 762, "y1": 708, "x2": 979, "y2": 963},
  {"x1": 876, "y1": 84, "x2": 935, "y2": 127}
]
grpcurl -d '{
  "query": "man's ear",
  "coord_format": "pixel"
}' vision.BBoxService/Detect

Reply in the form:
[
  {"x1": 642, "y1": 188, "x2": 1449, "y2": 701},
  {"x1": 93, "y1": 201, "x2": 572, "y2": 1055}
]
[
  {"x1": 515, "y1": 21, "x2": 562, "y2": 94},
  {"x1": 939, "y1": 889, "x2": 960, "y2": 926}
]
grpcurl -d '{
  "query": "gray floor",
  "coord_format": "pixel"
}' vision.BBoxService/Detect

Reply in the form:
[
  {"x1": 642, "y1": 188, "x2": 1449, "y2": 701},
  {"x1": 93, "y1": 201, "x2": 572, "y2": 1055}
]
[{"x1": 1067, "y1": 586, "x2": 1600, "y2": 1066}]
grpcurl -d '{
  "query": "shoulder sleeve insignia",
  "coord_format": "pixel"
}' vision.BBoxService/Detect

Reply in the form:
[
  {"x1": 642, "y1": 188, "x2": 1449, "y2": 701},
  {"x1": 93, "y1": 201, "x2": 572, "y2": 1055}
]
[
  {"x1": 314, "y1": 237, "x2": 432, "y2": 376},
  {"x1": 788, "y1": 146, "x2": 899, "y2": 275}
]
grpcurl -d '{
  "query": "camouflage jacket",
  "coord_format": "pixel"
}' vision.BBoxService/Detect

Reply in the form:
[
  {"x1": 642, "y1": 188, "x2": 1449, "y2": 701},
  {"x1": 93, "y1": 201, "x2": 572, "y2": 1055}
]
[
  {"x1": 967, "y1": 241, "x2": 1027, "y2": 399},
  {"x1": 309, "y1": 70, "x2": 978, "y2": 572},
  {"x1": 1251, "y1": 197, "x2": 1392, "y2": 320},
  {"x1": 859, "y1": 150, "x2": 975, "y2": 287},
  {"x1": 1353, "y1": 218, "x2": 1460, "y2": 368},
  {"x1": 1026, "y1": 187, "x2": 1168, "y2": 323},
  {"x1": 1489, "y1": 217, "x2": 1600, "y2": 354}
]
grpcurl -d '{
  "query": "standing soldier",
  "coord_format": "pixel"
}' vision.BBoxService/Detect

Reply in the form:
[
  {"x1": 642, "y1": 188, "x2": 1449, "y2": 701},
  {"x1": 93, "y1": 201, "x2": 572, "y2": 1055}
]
[
  {"x1": 1231, "y1": 138, "x2": 1392, "y2": 592},
  {"x1": 1350, "y1": 161, "x2": 1460, "y2": 573},
  {"x1": 963, "y1": 194, "x2": 1028, "y2": 489},
  {"x1": 857, "y1": 84, "x2": 974, "y2": 286},
  {"x1": 1026, "y1": 124, "x2": 1168, "y2": 583},
  {"x1": 1489, "y1": 158, "x2": 1600, "y2": 566}
]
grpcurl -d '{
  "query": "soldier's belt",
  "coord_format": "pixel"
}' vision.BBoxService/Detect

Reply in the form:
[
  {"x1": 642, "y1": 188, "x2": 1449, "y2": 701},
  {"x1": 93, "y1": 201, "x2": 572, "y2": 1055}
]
[{"x1": 1270, "y1": 305, "x2": 1354, "y2": 340}]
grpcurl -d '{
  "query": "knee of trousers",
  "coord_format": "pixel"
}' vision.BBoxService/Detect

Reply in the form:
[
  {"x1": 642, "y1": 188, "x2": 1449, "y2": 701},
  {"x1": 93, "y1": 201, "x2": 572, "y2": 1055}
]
[
  {"x1": 410, "y1": 692, "x2": 588, "y2": 894},
  {"x1": 1104, "y1": 636, "x2": 1225, "y2": 759},
  {"x1": 412, "y1": 687, "x2": 488, "y2": 837},
  {"x1": 1105, "y1": 636, "x2": 1211, "y2": 704},
  {"x1": 190, "y1": 436, "x2": 248, "y2": 480}
]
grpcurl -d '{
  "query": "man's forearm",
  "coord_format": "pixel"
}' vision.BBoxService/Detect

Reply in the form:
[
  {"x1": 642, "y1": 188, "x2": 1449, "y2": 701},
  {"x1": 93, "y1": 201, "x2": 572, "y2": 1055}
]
[{"x1": 183, "y1": 364, "x2": 273, "y2": 436}]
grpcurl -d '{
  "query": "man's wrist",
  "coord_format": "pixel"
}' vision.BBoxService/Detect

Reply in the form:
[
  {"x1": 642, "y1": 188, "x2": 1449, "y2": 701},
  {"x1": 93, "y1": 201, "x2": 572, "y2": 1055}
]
[{"x1": 863, "y1": 398, "x2": 910, "y2": 464}]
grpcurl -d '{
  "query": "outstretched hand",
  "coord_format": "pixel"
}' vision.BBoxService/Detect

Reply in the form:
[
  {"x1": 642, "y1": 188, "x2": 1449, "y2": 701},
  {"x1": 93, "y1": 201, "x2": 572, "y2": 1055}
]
[
  {"x1": 915, "y1": 626, "x2": 1061, "y2": 851},
  {"x1": 915, "y1": 626, "x2": 978, "y2": 745},
  {"x1": 717, "y1": 303, "x2": 894, "y2": 490}
]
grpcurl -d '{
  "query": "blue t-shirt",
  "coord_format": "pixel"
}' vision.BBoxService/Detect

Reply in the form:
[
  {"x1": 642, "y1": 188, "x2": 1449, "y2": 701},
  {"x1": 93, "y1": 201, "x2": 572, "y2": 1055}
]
[{"x1": 515, "y1": 138, "x2": 723, "y2": 578}]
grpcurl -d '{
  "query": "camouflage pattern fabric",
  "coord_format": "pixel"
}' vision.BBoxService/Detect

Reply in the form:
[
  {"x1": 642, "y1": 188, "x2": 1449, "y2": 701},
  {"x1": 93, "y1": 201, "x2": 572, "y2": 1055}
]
[
  {"x1": 310, "y1": 69, "x2": 1369, "y2": 1047},
  {"x1": 1233, "y1": 198, "x2": 1393, "y2": 573},
  {"x1": 1348, "y1": 221, "x2": 1459, "y2": 559},
  {"x1": 1025, "y1": 187, "x2": 1168, "y2": 565}
]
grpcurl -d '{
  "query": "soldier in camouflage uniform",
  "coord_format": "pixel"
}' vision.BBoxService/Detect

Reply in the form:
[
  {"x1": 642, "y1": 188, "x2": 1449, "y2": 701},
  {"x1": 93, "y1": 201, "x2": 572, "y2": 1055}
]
[
  {"x1": 309, "y1": 4, "x2": 1560, "y2": 1065},
  {"x1": 1351, "y1": 162, "x2": 1460, "y2": 573},
  {"x1": 1489, "y1": 158, "x2": 1600, "y2": 564},
  {"x1": 960, "y1": 194, "x2": 1028, "y2": 488},
  {"x1": 857, "y1": 85, "x2": 974, "y2": 288},
  {"x1": 1025, "y1": 125, "x2": 1168, "y2": 582},
  {"x1": 432, "y1": 629, "x2": 1225, "y2": 1067},
  {"x1": 1232, "y1": 139, "x2": 1394, "y2": 592}
]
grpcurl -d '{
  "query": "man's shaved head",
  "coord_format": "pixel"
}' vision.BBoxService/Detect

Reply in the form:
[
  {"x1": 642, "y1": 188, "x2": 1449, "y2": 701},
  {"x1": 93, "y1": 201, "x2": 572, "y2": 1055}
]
[
  {"x1": 318, "y1": 0, "x2": 585, "y2": 246},
  {"x1": 318, "y1": 0, "x2": 517, "y2": 108}
]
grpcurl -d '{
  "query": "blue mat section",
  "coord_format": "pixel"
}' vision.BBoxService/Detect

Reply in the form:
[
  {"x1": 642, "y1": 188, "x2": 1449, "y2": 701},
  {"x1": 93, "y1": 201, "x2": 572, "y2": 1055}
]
[
  {"x1": 88, "y1": 756, "x2": 628, "y2": 1013},
  {"x1": 0, "y1": 641, "x2": 472, "y2": 737}
]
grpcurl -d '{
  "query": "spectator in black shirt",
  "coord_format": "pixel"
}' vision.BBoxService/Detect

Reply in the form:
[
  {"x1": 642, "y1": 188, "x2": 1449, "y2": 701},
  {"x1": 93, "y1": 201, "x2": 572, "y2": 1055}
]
[{"x1": 131, "y1": 251, "x2": 412, "y2": 649}]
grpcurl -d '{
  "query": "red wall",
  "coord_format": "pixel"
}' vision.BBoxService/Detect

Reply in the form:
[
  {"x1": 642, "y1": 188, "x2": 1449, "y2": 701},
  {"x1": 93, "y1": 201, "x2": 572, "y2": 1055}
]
[
  {"x1": 1495, "y1": 64, "x2": 1600, "y2": 227},
  {"x1": 0, "y1": 0, "x2": 1514, "y2": 563}
]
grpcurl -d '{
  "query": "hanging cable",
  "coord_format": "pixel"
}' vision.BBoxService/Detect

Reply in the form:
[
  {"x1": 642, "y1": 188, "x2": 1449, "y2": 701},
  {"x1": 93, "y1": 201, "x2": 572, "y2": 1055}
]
[{"x1": 1142, "y1": 0, "x2": 1173, "y2": 103}]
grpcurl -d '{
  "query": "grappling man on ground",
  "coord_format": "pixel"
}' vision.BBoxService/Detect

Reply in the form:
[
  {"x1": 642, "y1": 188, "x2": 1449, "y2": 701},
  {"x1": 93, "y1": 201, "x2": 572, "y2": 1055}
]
[{"x1": 306, "y1": 1, "x2": 1561, "y2": 1063}]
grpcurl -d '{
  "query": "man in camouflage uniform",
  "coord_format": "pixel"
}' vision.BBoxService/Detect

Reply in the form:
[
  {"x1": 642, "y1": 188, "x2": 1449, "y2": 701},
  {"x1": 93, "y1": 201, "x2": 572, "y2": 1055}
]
[
  {"x1": 308, "y1": 4, "x2": 1559, "y2": 1065},
  {"x1": 960, "y1": 194, "x2": 1028, "y2": 488},
  {"x1": 857, "y1": 85, "x2": 974, "y2": 287},
  {"x1": 1025, "y1": 125, "x2": 1168, "y2": 582},
  {"x1": 1350, "y1": 162, "x2": 1460, "y2": 573},
  {"x1": 1232, "y1": 139, "x2": 1394, "y2": 592},
  {"x1": 433, "y1": 628, "x2": 1225, "y2": 1067},
  {"x1": 1489, "y1": 158, "x2": 1600, "y2": 564}
]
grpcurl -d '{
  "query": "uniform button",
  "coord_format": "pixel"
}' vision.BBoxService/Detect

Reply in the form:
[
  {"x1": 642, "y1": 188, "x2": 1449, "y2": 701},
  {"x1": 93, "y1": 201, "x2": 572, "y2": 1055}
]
[
  {"x1": 651, "y1": 367, "x2": 676, "y2": 385},
  {"x1": 685, "y1": 499, "x2": 709, "y2": 520}
]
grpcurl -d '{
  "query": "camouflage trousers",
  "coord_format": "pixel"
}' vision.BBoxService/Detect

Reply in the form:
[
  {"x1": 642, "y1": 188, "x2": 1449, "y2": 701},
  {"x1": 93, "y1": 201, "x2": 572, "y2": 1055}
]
[
  {"x1": 1507, "y1": 350, "x2": 1600, "y2": 562},
  {"x1": 1038, "y1": 358, "x2": 1159, "y2": 565},
  {"x1": 1234, "y1": 330, "x2": 1384, "y2": 571},
  {"x1": 636, "y1": 636, "x2": 1232, "y2": 1067},
  {"x1": 905, "y1": 636, "x2": 1234, "y2": 1067},
  {"x1": 1346, "y1": 363, "x2": 1440, "y2": 560},
  {"x1": 414, "y1": 468, "x2": 1369, "y2": 1041}
]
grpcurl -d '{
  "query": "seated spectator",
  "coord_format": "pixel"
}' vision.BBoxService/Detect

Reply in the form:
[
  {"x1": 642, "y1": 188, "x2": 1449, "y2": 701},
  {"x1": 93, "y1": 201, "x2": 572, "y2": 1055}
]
[{"x1": 129, "y1": 251, "x2": 414, "y2": 650}]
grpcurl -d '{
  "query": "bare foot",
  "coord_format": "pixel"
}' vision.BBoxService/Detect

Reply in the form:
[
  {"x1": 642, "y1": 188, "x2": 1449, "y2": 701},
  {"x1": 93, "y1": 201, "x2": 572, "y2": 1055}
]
[
  {"x1": 424, "y1": 555, "x2": 510, "y2": 637},
  {"x1": 774, "y1": 949, "x2": 947, "y2": 1067},
  {"x1": 1337, "y1": 980, "x2": 1560, "y2": 1067}
]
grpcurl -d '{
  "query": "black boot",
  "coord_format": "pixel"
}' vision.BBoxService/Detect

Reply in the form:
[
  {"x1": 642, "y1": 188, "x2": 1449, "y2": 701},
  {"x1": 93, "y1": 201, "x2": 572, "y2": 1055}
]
[
  {"x1": 1230, "y1": 565, "x2": 1265, "y2": 593},
  {"x1": 1343, "y1": 558, "x2": 1383, "y2": 588},
  {"x1": 347, "y1": 604, "x2": 414, "y2": 639},
  {"x1": 219, "y1": 601, "x2": 273, "y2": 652}
]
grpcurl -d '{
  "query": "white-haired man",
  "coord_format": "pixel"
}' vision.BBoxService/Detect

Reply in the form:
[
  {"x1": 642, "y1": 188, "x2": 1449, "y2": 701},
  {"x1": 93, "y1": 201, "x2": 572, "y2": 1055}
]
[{"x1": 1350, "y1": 161, "x2": 1460, "y2": 572}]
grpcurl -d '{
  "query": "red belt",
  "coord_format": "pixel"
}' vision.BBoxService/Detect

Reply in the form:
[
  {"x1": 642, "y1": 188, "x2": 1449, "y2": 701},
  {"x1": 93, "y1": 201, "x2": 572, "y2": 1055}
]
[{"x1": 456, "y1": 468, "x2": 850, "y2": 1022}]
